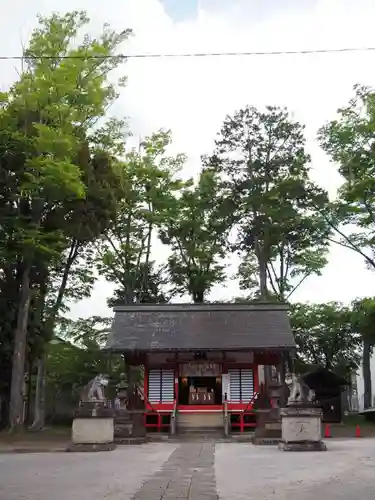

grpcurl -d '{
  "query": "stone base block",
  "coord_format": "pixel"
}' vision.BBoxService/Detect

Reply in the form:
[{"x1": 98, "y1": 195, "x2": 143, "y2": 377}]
[
  {"x1": 252, "y1": 437, "x2": 282, "y2": 446},
  {"x1": 278, "y1": 440, "x2": 327, "y2": 452},
  {"x1": 72, "y1": 417, "x2": 114, "y2": 445},
  {"x1": 114, "y1": 437, "x2": 148, "y2": 445},
  {"x1": 280, "y1": 406, "x2": 323, "y2": 443},
  {"x1": 66, "y1": 442, "x2": 116, "y2": 452}
]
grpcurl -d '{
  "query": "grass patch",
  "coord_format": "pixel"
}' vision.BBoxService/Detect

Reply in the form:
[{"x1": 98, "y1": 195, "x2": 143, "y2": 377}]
[
  {"x1": 0, "y1": 425, "x2": 70, "y2": 443},
  {"x1": 341, "y1": 413, "x2": 375, "y2": 427}
]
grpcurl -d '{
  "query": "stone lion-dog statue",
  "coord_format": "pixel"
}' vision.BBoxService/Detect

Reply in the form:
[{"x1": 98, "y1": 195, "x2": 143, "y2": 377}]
[
  {"x1": 79, "y1": 374, "x2": 109, "y2": 404},
  {"x1": 285, "y1": 372, "x2": 315, "y2": 405}
]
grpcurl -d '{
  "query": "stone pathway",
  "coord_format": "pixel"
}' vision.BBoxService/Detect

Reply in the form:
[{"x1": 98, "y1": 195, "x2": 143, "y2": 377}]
[
  {"x1": 132, "y1": 442, "x2": 218, "y2": 500},
  {"x1": 2, "y1": 439, "x2": 375, "y2": 499},
  {"x1": 0, "y1": 443, "x2": 176, "y2": 500},
  {"x1": 215, "y1": 439, "x2": 375, "y2": 500}
]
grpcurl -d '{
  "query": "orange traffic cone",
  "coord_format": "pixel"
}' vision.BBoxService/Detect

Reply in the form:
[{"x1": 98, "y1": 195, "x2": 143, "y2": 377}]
[
  {"x1": 324, "y1": 423, "x2": 331, "y2": 438},
  {"x1": 355, "y1": 424, "x2": 361, "y2": 438}
]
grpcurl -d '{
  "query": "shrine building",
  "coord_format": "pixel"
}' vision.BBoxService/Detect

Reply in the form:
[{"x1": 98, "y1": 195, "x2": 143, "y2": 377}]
[{"x1": 106, "y1": 302, "x2": 295, "y2": 435}]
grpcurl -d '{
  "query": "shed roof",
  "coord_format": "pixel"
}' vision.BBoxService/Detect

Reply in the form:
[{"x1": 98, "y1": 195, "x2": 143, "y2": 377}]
[{"x1": 106, "y1": 302, "x2": 295, "y2": 352}]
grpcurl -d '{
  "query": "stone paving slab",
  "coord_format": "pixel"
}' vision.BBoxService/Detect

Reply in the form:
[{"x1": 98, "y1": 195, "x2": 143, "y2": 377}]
[
  {"x1": 1, "y1": 439, "x2": 375, "y2": 499},
  {"x1": 0, "y1": 443, "x2": 176, "y2": 500},
  {"x1": 132, "y1": 442, "x2": 218, "y2": 500},
  {"x1": 215, "y1": 439, "x2": 375, "y2": 500}
]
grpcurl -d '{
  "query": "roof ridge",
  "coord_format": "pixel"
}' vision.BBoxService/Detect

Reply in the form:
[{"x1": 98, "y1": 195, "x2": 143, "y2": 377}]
[{"x1": 113, "y1": 302, "x2": 289, "y2": 312}]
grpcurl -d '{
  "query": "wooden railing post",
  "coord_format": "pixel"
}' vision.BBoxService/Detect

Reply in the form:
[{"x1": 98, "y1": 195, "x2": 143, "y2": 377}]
[
  {"x1": 170, "y1": 399, "x2": 177, "y2": 436},
  {"x1": 223, "y1": 392, "x2": 229, "y2": 437}
]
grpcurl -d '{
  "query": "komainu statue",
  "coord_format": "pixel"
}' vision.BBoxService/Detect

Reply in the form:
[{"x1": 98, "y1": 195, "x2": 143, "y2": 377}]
[
  {"x1": 80, "y1": 374, "x2": 109, "y2": 404},
  {"x1": 285, "y1": 373, "x2": 315, "y2": 405}
]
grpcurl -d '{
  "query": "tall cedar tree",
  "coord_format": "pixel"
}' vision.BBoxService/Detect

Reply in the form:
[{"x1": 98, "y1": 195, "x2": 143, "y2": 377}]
[{"x1": 209, "y1": 105, "x2": 330, "y2": 301}]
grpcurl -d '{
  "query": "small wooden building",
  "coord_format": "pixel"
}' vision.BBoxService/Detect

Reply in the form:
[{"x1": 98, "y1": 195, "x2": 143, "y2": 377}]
[
  {"x1": 302, "y1": 366, "x2": 347, "y2": 423},
  {"x1": 106, "y1": 302, "x2": 295, "y2": 434}
]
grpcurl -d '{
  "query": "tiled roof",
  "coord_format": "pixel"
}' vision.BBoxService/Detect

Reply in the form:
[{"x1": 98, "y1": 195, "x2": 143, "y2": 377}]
[{"x1": 106, "y1": 303, "x2": 295, "y2": 352}]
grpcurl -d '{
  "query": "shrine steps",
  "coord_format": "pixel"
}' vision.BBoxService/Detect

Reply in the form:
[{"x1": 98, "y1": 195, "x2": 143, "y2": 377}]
[
  {"x1": 177, "y1": 411, "x2": 223, "y2": 429},
  {"x1": 148, "y1": 432, "x2": 255, "y2": 443}
]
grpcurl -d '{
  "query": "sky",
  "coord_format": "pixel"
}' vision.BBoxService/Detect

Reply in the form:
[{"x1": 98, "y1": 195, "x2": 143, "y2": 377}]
[{"x1": 1, "y1": 0, "x2": 375, "y2": 322}]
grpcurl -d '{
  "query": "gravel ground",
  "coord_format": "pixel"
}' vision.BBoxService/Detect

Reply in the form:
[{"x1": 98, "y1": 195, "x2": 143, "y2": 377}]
[
  {"x1": 0, "y1": 443, "x2": 176, "y2": 500},
  {"x1": 1, "y1": 439, "x2": 375, "y2": 500},
  {"x1": 215, "y1": 439, "x2": 375, "y2": 500}
]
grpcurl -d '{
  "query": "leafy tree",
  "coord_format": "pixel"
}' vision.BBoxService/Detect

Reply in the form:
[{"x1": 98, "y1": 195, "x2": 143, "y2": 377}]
[
  {"x1": 318, "y1": 85, "x2": 375, "y2": 271},
  {"x1": 0, "y1": 11, "x2": 131, "y2": 429},
  {"x1": 159, "y1": 168, "x2": 234, "y2": 303},
  {"x1": 30, "y1": 147, "x2": 123, "y2": 430},
  {"x1": 98, "y1": 130, "x2": 185, "y2": 305},
  {"x1": 209, "y1": 105, "x2": 330, "y2": 301},
  {"x1": 42, "y1": 316, "x2": 121, "y2": 421},
  {"x1": 351, "y1": 297, "x2": 375, "y2": 409},
  {"x1": 319, "y1": 85, "x2": 375, "y2": 406},
  {"x1": 291, "y1": 302, "x2": 361, "y2": 379}
]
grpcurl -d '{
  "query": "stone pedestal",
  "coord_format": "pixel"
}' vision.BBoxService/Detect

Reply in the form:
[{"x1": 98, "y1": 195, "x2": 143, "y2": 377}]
[
  {"x1": 252, "y1": 408, "x2": 281, "y2": 445},
  {"x1": 67, "y1": 404, "x2": 116, "y2": 452},
  {"x1": 113, "y1": 409, "x2": 147, "y2": 444},
  {"x1": 278, "y1": 405, "x2": 326, "y2": 451}
]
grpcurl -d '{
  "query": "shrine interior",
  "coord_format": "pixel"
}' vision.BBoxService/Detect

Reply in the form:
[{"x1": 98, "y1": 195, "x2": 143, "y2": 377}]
[{"x1": 178, "y1": 376, "x2": 223, "y2": 405}]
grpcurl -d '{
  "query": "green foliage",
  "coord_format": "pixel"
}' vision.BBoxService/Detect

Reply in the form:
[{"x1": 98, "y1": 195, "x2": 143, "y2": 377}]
[
  {"x1": 290, "y1": 302, "x2": 361, "y2": 379},
  {"x1": 210, "y1": 105, "x2": 330, "y2": 300},
  {"x1": 98, "y1": 130, "x2": 185, "y2": 304},
  {"x1": 160, "y1": 168, "x2": 234, "y2": 302},
  {"x1": 46, "y1": 316, "x2": 122, "y2": 398},
  {"x1": 0, "y1": 10, "x2": 132, "y2": 428},
  {"x1": 351, "y1": 297, "x2": 375, "y2": 408},
  {"x1": 319, "y1": 85, "x2": 375, "y2": 269}
]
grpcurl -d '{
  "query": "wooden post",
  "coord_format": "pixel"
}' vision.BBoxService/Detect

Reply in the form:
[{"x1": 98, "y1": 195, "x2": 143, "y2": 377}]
[
  {"x1": 279, "y1": 352, "x2": 287, "y2": 408},
  {"x1": 240, "y1": 413, "x2": 244, "y2": 433}
]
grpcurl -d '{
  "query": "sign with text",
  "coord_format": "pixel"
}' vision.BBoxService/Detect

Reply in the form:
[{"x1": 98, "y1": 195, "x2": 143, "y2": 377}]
[{"x1": 180, "y1": 362, "x2": 221, "y2": 377}]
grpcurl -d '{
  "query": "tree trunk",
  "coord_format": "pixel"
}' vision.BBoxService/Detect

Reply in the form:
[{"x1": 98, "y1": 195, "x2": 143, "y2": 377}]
[
  {"x1": 257, "y1": 246, "x2": 268, "y2": 299},
  {"x1": 0, "y1": 389, "x2": 10, "y2": 430},
  {"x1": 362, "y1": 339, "x2": 372, "y2": 409},
  {"x1": 31, "y1": 239, "x2": 80, "y2": 430},
  {"x1": 9, "y1": 265, "x2": 31, "y2": 430},
  {"x1": 29, "y1": 357, "x2": 46, "y2": 430},
  {"x1": 192, "y1": 290, "x2": 204, "y2": 303}
]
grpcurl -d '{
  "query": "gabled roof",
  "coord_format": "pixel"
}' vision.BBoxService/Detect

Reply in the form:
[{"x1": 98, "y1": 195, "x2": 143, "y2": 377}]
[{"x1": 105, "y1": 302, "x2": 295, "y2": 352}]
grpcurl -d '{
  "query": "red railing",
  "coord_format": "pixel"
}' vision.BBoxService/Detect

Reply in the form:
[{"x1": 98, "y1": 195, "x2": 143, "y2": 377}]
[
  {"x1": 230, "y1": 392, "x2": 259, "y2": 433},
  {"x1": 138, "y1": 387, "x2": 174, "y2": 433}
]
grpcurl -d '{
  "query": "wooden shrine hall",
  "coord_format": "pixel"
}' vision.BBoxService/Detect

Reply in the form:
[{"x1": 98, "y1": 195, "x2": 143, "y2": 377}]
[{"x1": 106, "y1": 302, "x2": 295, "y2": 435}]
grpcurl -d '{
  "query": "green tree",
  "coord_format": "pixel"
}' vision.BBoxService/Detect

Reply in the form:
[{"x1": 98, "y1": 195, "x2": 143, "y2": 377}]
[
  {"x1": 159, "y1": 168, "x2": 234, "y2": 303},
  {"x1": 0, "y1": 11, "x2": 131, "y2": 429},
  {"x1": 351, "y1": 297, "x2": 375, "y2": 409},
  {"x1": 319, "y1": 85, "x2": 375, "y2": 264},
  {"x1": 319, "y1": 85, "x2": 375, "y2": 406},
  {"x1": 98, "y1": 130, "x2": 185, "y2": 305},
  {"x1": 30, "y1": 146, "x2": 123, "y2": 430},
  {"x1": 210, "y1": 105, "x2": 330, "y2": 301},
  {"x1": 42, "y1": 316, "x2": 121, "y2": 422},
  {"x1": 291, "y1": 302, "x2": 361, "y2": 379}
]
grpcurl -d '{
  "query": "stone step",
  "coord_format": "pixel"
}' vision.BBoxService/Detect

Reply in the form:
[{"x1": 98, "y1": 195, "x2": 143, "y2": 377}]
[
  {"x1": 115, "y1": 418, "x2": 131, "y2": 424},
  {"x1": 254, "y1": 428, "x2": 281, "y2": 439},
  {"x1": 252, "y1": 437, "x2": 282, "y2": 445},
  {"x1": 114, "y1": 437, "x2": 148, "y2": 445},
  {"x1": 178, "y1": 426, "x2": 223, "y2": 434}
]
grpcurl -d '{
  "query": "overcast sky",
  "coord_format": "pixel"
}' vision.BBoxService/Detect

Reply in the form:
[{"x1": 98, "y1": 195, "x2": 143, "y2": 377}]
[{"x1": 1, "y1": 0, "x2": 375, "y2": 320}]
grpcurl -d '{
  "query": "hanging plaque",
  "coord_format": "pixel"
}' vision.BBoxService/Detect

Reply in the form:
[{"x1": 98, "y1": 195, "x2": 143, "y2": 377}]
[{"x1": 180, "y1": 362, "x2": 221, "y2": 377}]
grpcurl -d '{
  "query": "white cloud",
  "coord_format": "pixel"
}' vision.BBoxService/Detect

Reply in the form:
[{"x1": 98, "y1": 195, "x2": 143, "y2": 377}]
[{"x1": 1, "y1": 0, "x2": 375, "y2": 318}]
